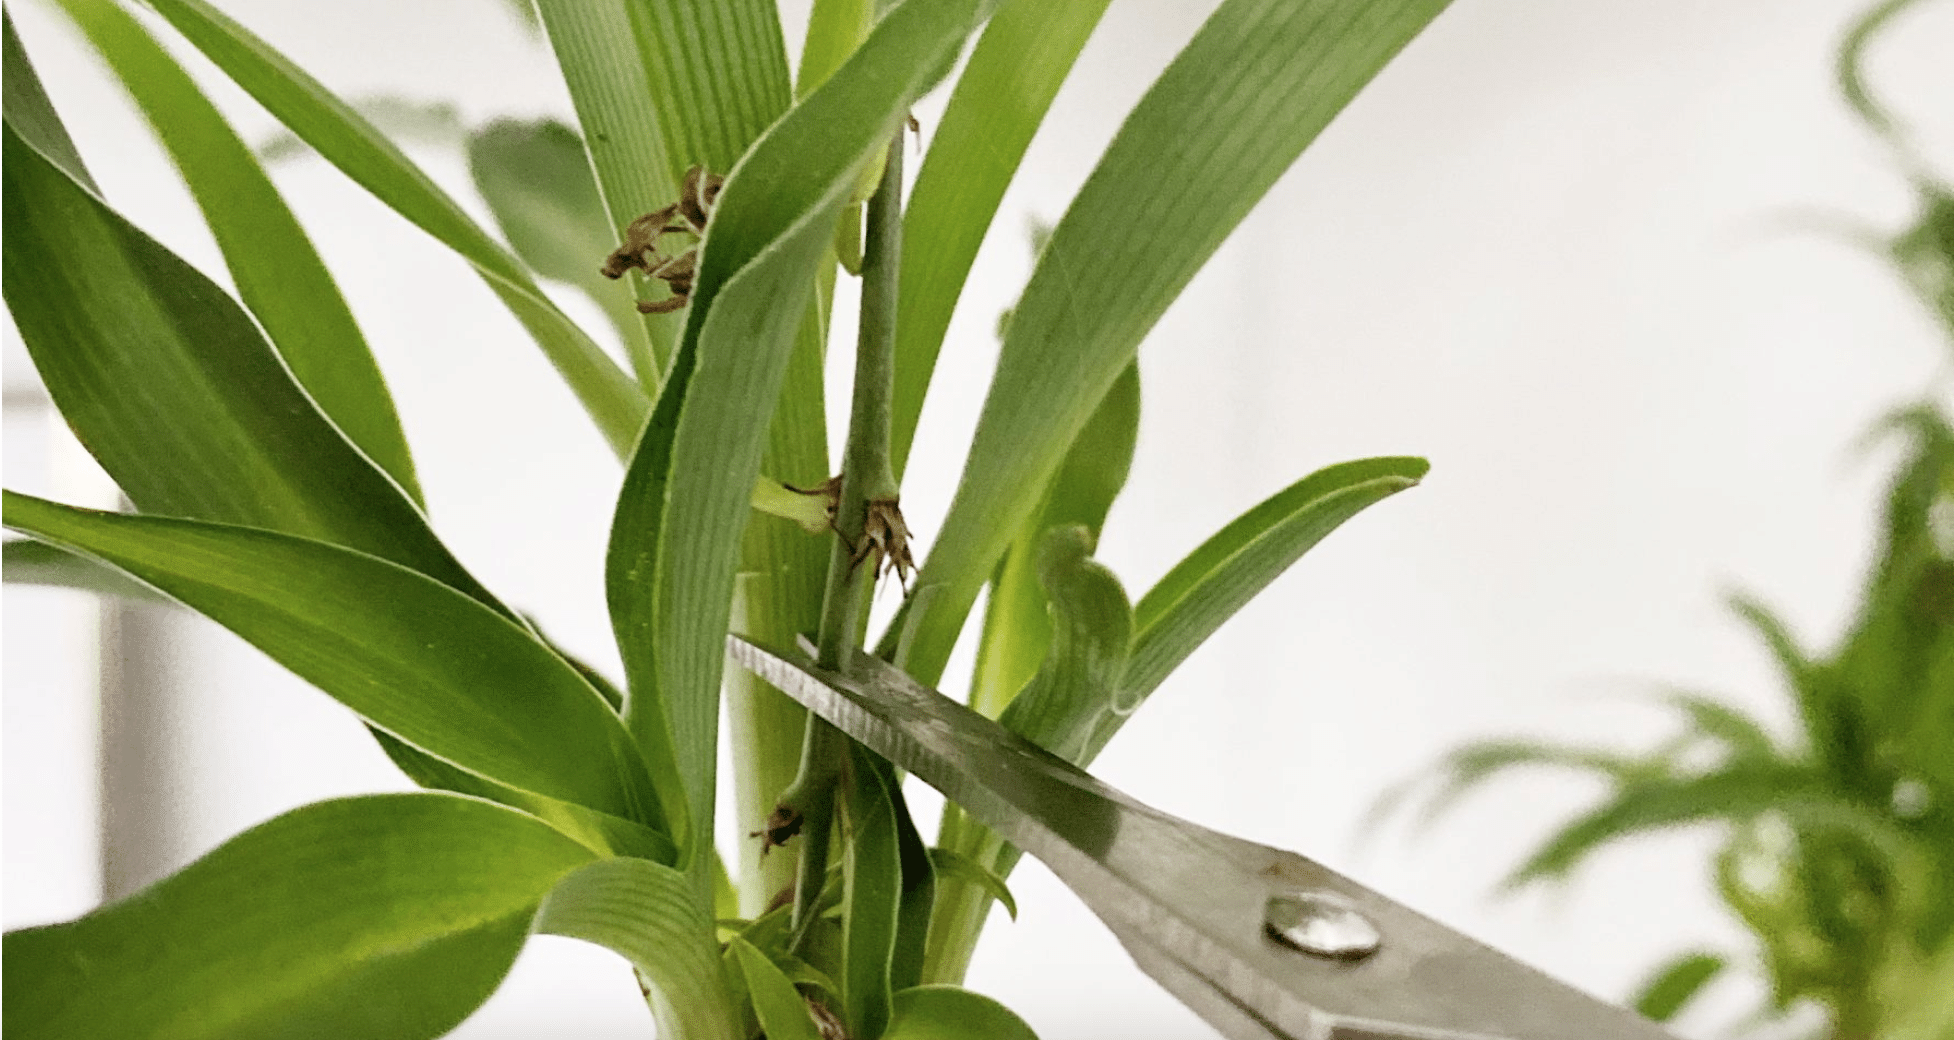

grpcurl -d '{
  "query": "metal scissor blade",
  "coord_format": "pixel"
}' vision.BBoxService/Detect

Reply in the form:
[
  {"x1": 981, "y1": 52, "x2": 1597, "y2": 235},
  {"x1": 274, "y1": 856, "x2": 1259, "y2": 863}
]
[{"x1": 729, "y1": 635, "x2": 1671, "y2": 1040}]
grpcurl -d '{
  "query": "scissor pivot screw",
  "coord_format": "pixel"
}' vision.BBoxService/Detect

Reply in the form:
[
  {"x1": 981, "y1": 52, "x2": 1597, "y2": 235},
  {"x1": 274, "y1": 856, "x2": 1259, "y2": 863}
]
[{"x1": 1263, "y1": 890, "x2": 1382, "y2": 961}]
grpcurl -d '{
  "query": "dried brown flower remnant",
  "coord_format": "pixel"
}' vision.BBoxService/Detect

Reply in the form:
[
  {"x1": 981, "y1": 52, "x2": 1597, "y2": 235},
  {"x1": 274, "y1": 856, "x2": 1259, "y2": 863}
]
[
  {"x1": 601, "y1": 164, "x2": 723, "y2": 314},
  {"x1": 752, "y1": 803, "x2": 803, "y2": 853},
  {"x1": 858, "y1": 497, "x2": 914, "y2": 587}
]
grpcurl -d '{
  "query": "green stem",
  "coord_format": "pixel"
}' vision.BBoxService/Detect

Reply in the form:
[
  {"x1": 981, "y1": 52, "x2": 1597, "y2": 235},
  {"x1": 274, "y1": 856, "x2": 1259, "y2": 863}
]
[{"x1": 783, "y1": 133, "x2": 906, "y2": 942}]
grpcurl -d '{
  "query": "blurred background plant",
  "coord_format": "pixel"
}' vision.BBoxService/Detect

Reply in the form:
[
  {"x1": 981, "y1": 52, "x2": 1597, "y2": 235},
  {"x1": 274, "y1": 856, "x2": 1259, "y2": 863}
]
[{"x1": 1386, "y1": 3, "x2": 1953, "y2": 1038}]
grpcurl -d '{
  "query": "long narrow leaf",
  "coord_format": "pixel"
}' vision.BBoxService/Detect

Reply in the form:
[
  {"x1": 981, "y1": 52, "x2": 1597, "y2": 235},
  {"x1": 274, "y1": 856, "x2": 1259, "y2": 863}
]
[
  {"x1": 970, "y1": 362, "x2": 1138, "y2": 717},
  {"x1": 3, "y1": 14, "x2": 96, "y2": 191},
  {"x1": 608, "y1": 0, "x2": 983, "y2": 871},
  {"x1": 1508, "y1": 764, "x2": 1829, "y2": 888},
  {"x1": 997, "y1": 527, "x2": 1134, "y2": 763},
  {"x1": 139, "y1": 0, "x2": 647, "y2": 454},
  {"x1": 840, "y1": 746, "x2": 904, "y2": 1040},
  {"x1": 467, "y1": 118, "x2": 661, "y2": 385},
  {"x1": 3, "y1": 493, "x2": 662, "y2": 830},
  {"x1": 887, "y1": 0, "x2": 1452, "y2": 685},
  {"x1": 1631, "y1": 951, "x2": 1726, "y2": 1023},
  {"x1": 626, "y1": 0, "x2": 792, "y2": 180},
  {"x1": 534, "y1": 857, "x2": 740, "y2": 1040},
  {"x1": 890, "y1": 0, "x2": 1114, "y2": 475},
  {"x1": 728, "y1": 936, "x2": 823, "y2": 1040},
  {"x1": 4, "y1": 538, "x2": 164, "y2": 601},
  {"x1": 1112, "y1": 457, "x2": 1427, "y2": 732},
  {"x1": 58, "y1": 0, "x2": 420, "y2": 499},
  {"x1": 0, "y1": 120, "x2": 497, "y2": 611},
  {"x1": 3, "y1": 794, "x2": 596, "y2": 1040},
  {"x1": 529, "y1": 0, "x2": 683, "y2": 379}
]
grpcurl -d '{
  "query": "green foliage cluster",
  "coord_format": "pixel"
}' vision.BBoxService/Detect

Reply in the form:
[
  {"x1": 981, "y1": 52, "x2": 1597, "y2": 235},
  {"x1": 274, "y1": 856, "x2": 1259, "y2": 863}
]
[
  {"x1": 1396, "y1": 4, "x2": 1954, "y2": 1037},
  {"x1": 0, "y1": 0, "x2": 1448, "y2": 1035}
]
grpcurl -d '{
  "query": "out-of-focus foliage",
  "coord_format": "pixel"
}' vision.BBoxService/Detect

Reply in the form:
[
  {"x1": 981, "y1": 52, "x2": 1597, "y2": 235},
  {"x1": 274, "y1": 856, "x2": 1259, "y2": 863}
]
[{"x1": 1399, "y1": 3, "x2": 1954, "y2": 1036}]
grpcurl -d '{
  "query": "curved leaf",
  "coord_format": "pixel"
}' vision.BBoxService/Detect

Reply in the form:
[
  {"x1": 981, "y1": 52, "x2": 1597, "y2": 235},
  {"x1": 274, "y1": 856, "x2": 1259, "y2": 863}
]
[
  {"x1": 608, "y1": 0, "x2": 983, "y2": 868},
  {"x1": 728, "y1": 936, "x2": 822, "y2": 1040},
  {"x1": 886, "y1": 0, "x2": 1451, "y2": 686},
  {"x1": 3, "y1": 14, "x2": 96, "y2": 191},
  {"x1": 0, "y1": 117, "x2": 497, "y2": 612},
  {"x1": 58, "y1": 0, "x2": 419, "y2": 499},
  {"x1": 839, "y1": 745, "x2": 904, "y2": 1040},
  {"x1": 2, "y1": 794, "x2": 596, "y2": 1040},
  {"x1": 139, "y1": 0, "x2": 647, "y2": 455},
  {"x1": 1507, "y1": 764, "x2": 1829, "y2": 888},
  {"x1": 529, "y1": 0, "x2": 685, "y2": 378},
  {"x1": 970, "y1": 362, "x2": 1139, "y2": 718},
  {"x1": 1631, "y1": 951, "x2": 1725, "y2": 1023},
  {"x1": 2, "y1": 493, "x2": 663, "y2": 831},
  {"x1": 1114, "y1": 457, "x2": 1427, "y2": 725},
  {"x1": 890, "y1": 0, "x2": 1114, "y2": 475},
  {"x1": 926, "y1": 846, "x2": 1017, "y2": 921},
  {"x1": 882, "y1": 985, "x2": 1041, "y2": 1040},
  {"x1": 3, "y1": 538, "x2": 163, "y2": 601},
  {"x1": 467, "y1": 118, "x2": 661, "y2": 384},
  {"x1": 534, "y1": 857, "x2": 739, "y2": 1040},
  {"x1": 997, "y1": 526, "x2": 1134, "y2": 763}
]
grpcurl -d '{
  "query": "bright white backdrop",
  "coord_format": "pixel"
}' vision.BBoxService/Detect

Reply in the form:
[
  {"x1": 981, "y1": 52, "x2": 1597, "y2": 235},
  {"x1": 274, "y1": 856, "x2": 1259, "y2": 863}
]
[{"x1": 4, "y1": 0, "x2": 1950, "y2": 1037}]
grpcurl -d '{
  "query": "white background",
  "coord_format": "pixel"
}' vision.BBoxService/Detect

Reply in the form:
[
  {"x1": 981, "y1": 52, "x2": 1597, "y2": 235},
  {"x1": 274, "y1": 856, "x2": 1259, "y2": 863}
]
[{"x1": 4, "y1": 0, "x2": 1951, "y2": 1037}]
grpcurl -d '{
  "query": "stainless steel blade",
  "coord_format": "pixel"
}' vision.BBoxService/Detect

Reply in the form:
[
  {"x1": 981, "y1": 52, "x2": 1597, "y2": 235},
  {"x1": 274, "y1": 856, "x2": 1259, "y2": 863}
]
[{"x1": 730, "y1": 635, "x2": 1671, "y2": 1040}]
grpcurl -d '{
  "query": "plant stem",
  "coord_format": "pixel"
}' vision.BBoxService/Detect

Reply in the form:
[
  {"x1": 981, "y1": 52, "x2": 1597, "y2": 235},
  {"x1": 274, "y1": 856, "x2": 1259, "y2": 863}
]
[{"x1": 783, "y1": 132, "x2": 906, "y2": 942}]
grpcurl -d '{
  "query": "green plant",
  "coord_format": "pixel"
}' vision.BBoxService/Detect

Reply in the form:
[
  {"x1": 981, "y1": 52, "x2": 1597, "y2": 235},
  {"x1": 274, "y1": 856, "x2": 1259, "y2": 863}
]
[
  {"x1": 0, "y1": 0, "x2": 1450, "y2": 1035},
  {"x1": 1387, "y1": 4, "x2": 1954, "y2": 1037}
]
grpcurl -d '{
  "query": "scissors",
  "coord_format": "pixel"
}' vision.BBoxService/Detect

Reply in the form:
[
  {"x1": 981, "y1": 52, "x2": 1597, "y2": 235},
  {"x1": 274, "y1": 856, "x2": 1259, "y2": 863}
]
[{"x1": 729, "y1": 635, "x2": 1674, "y2": 1040}]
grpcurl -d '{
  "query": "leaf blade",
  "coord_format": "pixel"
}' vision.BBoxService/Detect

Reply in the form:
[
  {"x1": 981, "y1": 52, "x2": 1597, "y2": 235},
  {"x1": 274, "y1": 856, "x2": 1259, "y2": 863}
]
[
  {"x1": 890, "y1": 0, "x2": 1114, "y2": 475},
  {"x1": 1630, "y1": 951, "x2": 1725, "y2": 1023},
  {"x1": 535, "y1": 857, "x2": 740, "y2": 1040},
  {"x1": 3, "y1": 793, "x2": 595, "y2": 1040},
  {"x1": 888, "y1": 0, "x2": 1452, "y2": 685},
  {"x1": 139, "y1": 0, "x2": 648, "y2": 454},
  {"x1": 1115, "y1": 457, "x2": 1427, "y2": 726},
  {"x1": 3, "y1": 493, "x2": 662, "y2": 830},
  {"x1": 58, "y1": 0, "x2": 420, "y2": 500},
  {"x1": 728, "y1": 936, "x2": 823, "y2": 1040},
  {"x1": 0, "y1": 119, "x2": 494, "y2": 609}
]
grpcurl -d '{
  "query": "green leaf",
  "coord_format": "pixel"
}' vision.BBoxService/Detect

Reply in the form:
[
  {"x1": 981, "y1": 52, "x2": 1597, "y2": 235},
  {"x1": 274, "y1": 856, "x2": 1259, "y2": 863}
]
[
  {"x1": 890, "y1": 0, "x2": 1114, "y2": 475},
  {"x1": 970, "y1": 362, "x2": 1139, "y2": 718},
  {"x1": 625, "y1": 0, "x2": 793, "y2": 182},
  {"x1": 609, "y1": 0, "x2": 983, "y2": 873},
  {"x1": 1507, "y1": 763, "x2": 1828, "y2": 888},
  {"x1": 887, "y1": 759, "x2": 937, "y2": 995},
  {"x1": 1658, "y1": 689, "x2": 1783, "y2": 763},
  {"x1": 798, "y1": 0, "x2": 873, "y2": 99},
  {"x1": 728, "y1": 936, "x2": 822, "y2": 1040},
  {"x1": 882, "y1": 985, "x2": 1041, "y2": 1040},
  {"x1": 1373, "y1": 738, "x2": 1651, "y2": 834},
  {"x1": 1631, "y1": 951, "x2": 1725, "y2": 1023},
  {"x1": 3, "y1": 538, "x2": 164, "y2": 601},
  {"x1": 1113, "y1": 457, "x2": 1427, "y2": 731},
  {"x1": 522, "y1": 0, "x2": 691, "y2": 378},
  {"x1": 535, "y1": 857, "x2": 740, "y2": 1040},
  {"x1": 997, "y1": 526, "x2": 1134, "y2": 763},
  {"x1": 138, "y1": 0, "x2": 648, "y2": 455},
  {"x1": 926, "y1": 846, "x2": 1018, "y2": 921},
  {"x1": 3, "y1": 14, "x2": 96, "y2": 192},
  {"x1": 839, "y1": 744, "x2": 904, "y2": 1040},
  {"x1": 886, "y1": 0, "x2": 1450, "y2": 687},
  {"x1": 1, "y1": 117, "x2": 498, "y2": 612},
  {"x1": 3, "y1": 793, "x2": 596, "y2": 1040},
  {"x1": 57, "y1": 0, "x2": 421, "y2": 501},
  {"x1": 3, "y1": 493, "x2": 663, "y2": 831},
  {"x1": 257, "y1": 94, "x2": 466, "y2": 162},
  {"x1": 467, "y1": 118, "x2": 662, "y2": 385}
]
